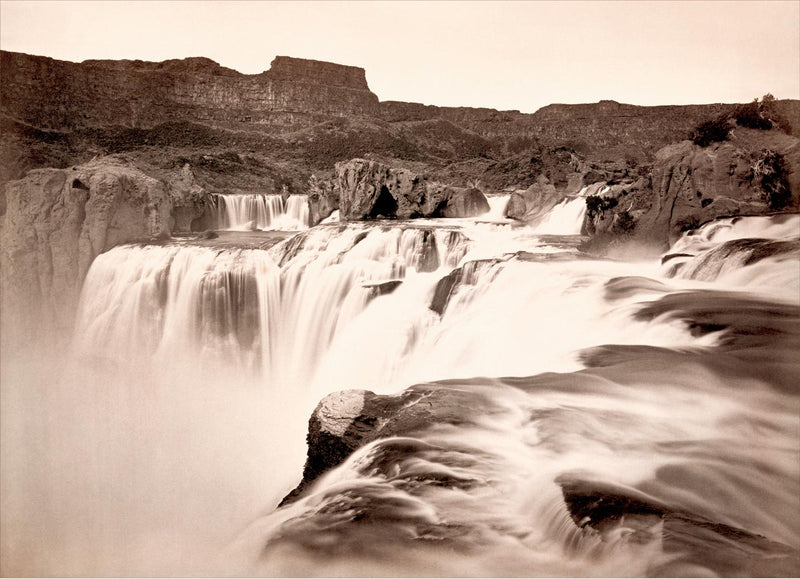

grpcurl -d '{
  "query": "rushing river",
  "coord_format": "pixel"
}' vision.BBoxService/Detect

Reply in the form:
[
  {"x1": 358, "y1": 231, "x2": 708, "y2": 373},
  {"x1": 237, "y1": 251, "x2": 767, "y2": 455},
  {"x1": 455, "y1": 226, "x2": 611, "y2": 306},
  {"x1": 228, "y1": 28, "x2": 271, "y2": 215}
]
[{"x1": 1, "y1": 196, "x2": 798, "y2": 576}]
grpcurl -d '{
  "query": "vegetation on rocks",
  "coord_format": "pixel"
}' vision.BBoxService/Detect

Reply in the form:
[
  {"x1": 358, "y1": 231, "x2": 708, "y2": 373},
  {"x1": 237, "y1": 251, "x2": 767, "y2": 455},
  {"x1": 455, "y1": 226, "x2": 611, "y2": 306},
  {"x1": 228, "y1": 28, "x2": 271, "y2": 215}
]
[
  {"x1": 690, "y1": 117, "x2": 731, "y2": 147},
  {"x1": 752, "y1": 150, "x2": 792, "y2": 210},
  {"x1": 585, "y1": 195, "x2": 618, "y2": 219}
]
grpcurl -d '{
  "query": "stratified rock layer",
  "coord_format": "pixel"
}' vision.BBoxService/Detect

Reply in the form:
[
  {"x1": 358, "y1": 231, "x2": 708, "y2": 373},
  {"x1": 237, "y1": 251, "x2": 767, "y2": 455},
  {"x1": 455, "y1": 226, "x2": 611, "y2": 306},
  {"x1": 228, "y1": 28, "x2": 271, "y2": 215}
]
[{"x1": 0, "y1": 52, "x2": 380, "y2": 132}]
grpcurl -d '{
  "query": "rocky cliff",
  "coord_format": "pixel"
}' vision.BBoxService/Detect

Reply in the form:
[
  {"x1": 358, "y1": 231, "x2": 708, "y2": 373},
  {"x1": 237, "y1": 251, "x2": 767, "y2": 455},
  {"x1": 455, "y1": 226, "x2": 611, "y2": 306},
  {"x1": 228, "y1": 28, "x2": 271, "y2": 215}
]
[
  {"x1": 4, "y1": 50, "x2": 800, "y2": 202},
  {"x1": 380, "y1": 99, "x2": 800, "y2": 159},
  {"x1": 0, "y1": 51, "x2": 380, "y2": 132},
  {"x1": 0, "y1": 156, "x2": 208, "y2": 339},
  {"x1": 582, "y1": 128, "x2": 800, "y2": 249}
]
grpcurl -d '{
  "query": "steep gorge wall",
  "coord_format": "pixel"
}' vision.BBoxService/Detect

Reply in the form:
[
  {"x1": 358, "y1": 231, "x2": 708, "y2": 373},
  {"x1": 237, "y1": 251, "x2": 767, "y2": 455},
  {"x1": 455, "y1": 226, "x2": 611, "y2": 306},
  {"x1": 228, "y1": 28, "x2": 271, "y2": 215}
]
[
  {"x1": 381, "y1": 100, "x2": 800, "y2": 161},
  {"x1": 0, "y1": 52, "x2": 380, "y2": 131},
  {"x1": 381, "y1": 100, "x2": 743, "y2": 156}
]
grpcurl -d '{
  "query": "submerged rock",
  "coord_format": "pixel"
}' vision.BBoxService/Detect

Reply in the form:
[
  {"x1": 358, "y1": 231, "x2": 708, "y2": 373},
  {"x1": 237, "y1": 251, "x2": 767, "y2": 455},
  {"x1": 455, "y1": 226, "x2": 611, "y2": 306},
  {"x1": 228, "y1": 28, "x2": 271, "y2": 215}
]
[{"x1": 363, "y1": 279, "x2": 403, "y2": 297}]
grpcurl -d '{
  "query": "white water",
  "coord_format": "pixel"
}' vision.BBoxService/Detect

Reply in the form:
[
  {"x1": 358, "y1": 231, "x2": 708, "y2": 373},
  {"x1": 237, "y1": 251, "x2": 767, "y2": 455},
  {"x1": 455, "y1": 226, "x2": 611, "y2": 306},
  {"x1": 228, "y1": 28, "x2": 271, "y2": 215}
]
[
  {"x1": 215, "y1": 193, "x2": 310, "y2": 231},
  {"x1": 483, "y1": 194, "x2": 512, "y2": 221},
  {"x1": 3, "y1": 204, "x2": 798, "y2": 576},
  {"x1": 662, "y1": 214, "x2": 800, "y2": 301},
  {"x1": 670, "y1": 213, "x2": 800, "y2": 254},
  {"x1": 531, "y1": 196, "x2": 588, "y2": 234}
]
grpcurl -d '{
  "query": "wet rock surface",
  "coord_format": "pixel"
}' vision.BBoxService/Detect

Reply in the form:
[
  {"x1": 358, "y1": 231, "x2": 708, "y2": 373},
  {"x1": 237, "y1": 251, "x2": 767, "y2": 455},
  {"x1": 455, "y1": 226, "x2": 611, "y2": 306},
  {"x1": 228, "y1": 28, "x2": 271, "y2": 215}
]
[
  {"x1": 558, "y1": 477, "x2": 800, "y2": 577},
  {"x1": 280, "y1": 384, "x2": 492, "y2": 506}
]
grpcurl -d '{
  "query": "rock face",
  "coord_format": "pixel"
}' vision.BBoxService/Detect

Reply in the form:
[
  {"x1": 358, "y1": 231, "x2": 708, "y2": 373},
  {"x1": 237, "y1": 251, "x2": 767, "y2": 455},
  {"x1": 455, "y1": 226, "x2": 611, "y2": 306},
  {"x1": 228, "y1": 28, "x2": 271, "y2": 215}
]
[
  {"x1": 306, "y1": 174, "x2": 339, "y2": 226},
  {"x1": 336, "y1": 158, "x2": 489, "y2": 220},
  {"x1": 381, "y1": 99, "x2": 800, "y2": 156},
  {"x1": 0, "y1": 51, "x2": 380, "y2": 132},
  {"x1": 280, "y1": 384, "x2": 492, "y2": 506},
  {"x1": 1, "y1": 157, "x2": 208, "y2": 337},
  {"x1": 506, "y1": 175, "x2": 568, "y2": 221},
  {"x1": 583, "y1": 129, "x2": 800, "y2": 249}
]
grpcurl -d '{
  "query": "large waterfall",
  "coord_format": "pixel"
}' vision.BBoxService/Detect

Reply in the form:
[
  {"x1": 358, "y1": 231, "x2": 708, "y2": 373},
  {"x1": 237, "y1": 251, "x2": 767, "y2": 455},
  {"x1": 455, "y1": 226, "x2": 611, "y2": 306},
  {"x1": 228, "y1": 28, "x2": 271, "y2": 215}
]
[{"x1": 3, "y1": 201, "x2": 798, "y2": 576}]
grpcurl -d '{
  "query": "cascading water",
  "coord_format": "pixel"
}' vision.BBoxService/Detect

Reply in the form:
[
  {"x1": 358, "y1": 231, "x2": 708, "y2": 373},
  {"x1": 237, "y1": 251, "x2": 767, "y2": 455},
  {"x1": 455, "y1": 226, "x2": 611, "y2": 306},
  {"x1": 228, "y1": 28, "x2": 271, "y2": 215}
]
[
  {"x1": 3, "y1": 198, "x2": 798, "y2": 576},
  {"x1": 483, "y1": 193, "x2": 512, "y2": 221},
  {"x1": 531, "y1": 196, "x2": 588, "y2": 234},
  {"x1": 215, "y1": 194, "x2": 310, "y2": 231}
]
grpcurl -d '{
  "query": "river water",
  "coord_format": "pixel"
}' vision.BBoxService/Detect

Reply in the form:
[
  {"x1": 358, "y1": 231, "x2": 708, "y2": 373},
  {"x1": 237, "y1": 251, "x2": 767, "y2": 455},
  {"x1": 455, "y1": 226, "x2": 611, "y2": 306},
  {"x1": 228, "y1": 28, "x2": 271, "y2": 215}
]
[{"x1": 1, "y1": 196, "x2": 798, "y2": 576}]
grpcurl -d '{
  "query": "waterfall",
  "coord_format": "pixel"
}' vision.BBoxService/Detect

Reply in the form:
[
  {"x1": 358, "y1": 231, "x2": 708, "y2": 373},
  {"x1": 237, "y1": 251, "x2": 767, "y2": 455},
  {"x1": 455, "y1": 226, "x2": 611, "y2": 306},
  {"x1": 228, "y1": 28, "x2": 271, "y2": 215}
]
[
  {"x1": 215, "y1": 194, "x2": 310, "y2": 231},
  {"x1": 5, "y1": 195, "x2": 799, "y2": 576},
  {"x1": 531, "y1": 196, "x2": 587, "y2": 234},
  {"x1": 73, "y1": 225, "x2": 471, "y2": 388},
  {"x1": 483, "y1": 194, "x2": 511, "y2": 221}
]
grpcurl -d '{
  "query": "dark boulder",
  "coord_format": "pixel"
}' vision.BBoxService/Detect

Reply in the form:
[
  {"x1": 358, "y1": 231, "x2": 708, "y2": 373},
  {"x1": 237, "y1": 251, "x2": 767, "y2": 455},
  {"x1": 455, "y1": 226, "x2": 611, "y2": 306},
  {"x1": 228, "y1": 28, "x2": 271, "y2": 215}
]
[{"x1": 279, "y1": 384, "x2": 492, "y2": 506}]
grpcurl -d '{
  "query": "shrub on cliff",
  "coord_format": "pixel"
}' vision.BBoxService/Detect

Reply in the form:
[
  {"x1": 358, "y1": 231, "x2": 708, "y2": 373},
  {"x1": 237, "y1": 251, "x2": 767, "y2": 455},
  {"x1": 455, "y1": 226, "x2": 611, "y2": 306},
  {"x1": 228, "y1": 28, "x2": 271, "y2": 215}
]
[
  {"x1": 586, "y1": 195, "x2": 618, "y2": 219},
  {"x1": 754, "y1": 150, "x2": 792, "y2": 210},
  {"x1": 731, "y1": 94, "x2": 792, "y2": 134},
  {"x1": 733, "y1": 100, "x2": 773, "y2": 130},
  {"x1": 690, "y1": 117, "x2": 731, "y2": 147},
  {"x1": 612, "y1": 210, "x2": 636, "y2": 234}
]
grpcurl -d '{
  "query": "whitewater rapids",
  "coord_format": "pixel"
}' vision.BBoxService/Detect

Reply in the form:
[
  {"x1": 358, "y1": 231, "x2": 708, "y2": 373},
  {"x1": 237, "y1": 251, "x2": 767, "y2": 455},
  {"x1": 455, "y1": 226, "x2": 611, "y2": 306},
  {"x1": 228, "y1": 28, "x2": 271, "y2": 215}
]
[{"x1": 1, "y1": 200, "x2": 798, "y2": 576}]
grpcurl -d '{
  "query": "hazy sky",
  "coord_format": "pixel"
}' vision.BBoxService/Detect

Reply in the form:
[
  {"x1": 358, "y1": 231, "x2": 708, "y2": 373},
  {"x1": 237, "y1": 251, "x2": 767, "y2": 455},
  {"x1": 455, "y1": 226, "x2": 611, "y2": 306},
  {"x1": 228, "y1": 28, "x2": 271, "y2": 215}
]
[{"x1": 1, "y1": 1, "x2": 798, "y2": 113}]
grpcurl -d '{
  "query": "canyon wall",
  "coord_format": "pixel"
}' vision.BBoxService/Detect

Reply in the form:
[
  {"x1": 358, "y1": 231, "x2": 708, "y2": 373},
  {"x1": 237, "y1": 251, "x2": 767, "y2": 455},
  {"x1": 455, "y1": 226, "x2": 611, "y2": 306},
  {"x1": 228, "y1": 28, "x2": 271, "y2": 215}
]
[
  {"x1": 0, "y1": 52, "x2": 380, "y2": 131},
  {"x1": 5, "y1": 49, "x2": 798, "y2": 157},
  {"x1": 381, "y1": 99, "x2": 800, "y2": 157}
]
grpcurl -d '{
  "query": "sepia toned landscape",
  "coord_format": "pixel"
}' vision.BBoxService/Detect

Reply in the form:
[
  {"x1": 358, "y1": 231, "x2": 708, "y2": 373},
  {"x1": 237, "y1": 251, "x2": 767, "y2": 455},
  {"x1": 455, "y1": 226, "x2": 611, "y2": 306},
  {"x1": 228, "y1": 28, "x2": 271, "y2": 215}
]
[{"x1": 1, "y1": 2, "x2": 799, "y2": 576}]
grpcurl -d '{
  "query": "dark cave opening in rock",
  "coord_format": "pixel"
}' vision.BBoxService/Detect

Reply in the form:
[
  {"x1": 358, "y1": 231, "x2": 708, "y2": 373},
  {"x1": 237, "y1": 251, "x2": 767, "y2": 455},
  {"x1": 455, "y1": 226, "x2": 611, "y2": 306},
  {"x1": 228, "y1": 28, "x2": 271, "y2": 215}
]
[{"x1": 369, "y1": 185, "x2": 398, "y2": 219}]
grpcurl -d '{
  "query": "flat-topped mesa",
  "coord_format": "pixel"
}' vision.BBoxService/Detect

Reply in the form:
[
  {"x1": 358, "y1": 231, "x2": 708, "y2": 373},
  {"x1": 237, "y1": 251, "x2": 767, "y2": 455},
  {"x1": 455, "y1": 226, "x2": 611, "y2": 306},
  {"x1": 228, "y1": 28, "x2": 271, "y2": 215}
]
[
  {"x1": 266, "y1": 56, "x2": 370, "y2": 90},
  {"x1": 0, "y1": 50, "x2": 380, "y2": 131}
]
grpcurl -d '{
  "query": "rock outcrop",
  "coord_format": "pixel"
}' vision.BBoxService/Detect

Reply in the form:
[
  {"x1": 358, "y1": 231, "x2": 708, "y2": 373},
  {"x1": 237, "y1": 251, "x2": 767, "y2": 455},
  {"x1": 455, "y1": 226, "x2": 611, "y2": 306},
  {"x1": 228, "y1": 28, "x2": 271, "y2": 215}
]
[
  {"x1": 1, "y1": 157, "x2": 208, "y2": 338},
  {"x1": 336, "y1": 158, "x2": 489, "y2": 220},
  {"x1": 306, "y1": 174, "x2": 339, "y2": 226},
  {"x1": 278, "y1": 370, "x2": 800, "y2": 576},
  {"x1": 583, "y1": 128, "x2": 800, "y2": 249},
  {"x1": 505, "y1": 175, "x2": 569, "y2": 221},
  {"x1": 280, "y1": 384, "x2": 494, "y2": 506}
]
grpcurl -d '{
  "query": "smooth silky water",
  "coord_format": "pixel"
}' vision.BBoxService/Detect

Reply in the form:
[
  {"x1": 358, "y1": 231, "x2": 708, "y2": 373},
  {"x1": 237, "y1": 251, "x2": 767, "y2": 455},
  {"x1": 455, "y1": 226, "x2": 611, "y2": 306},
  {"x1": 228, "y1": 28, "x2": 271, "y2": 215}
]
[{"x1": 1, "y1": 198, "x2": 798, "y2": 576}]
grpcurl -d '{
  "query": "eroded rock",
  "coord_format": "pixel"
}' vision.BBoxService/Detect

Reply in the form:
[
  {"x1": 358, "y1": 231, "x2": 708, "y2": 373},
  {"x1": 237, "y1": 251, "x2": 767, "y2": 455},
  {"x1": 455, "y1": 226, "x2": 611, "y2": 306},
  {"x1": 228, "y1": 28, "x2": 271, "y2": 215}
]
[{"x1": 335, "y1": 159, "x2": 490, "y2": 220}]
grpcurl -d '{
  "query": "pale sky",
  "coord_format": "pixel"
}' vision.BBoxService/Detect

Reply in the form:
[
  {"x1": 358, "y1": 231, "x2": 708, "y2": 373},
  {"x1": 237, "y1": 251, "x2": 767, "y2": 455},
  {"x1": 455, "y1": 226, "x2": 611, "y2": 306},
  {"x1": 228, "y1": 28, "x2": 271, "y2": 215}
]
[{"x1": 1, "y1": 1, "x2": 798, "y2": 113}]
